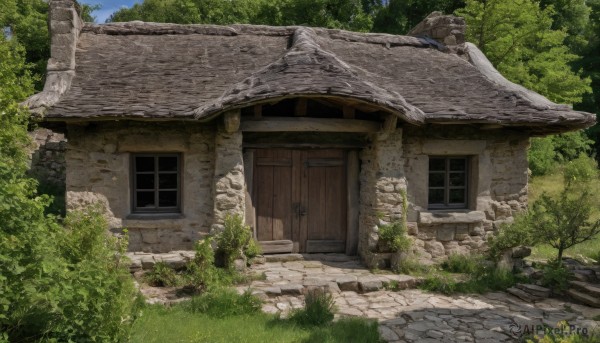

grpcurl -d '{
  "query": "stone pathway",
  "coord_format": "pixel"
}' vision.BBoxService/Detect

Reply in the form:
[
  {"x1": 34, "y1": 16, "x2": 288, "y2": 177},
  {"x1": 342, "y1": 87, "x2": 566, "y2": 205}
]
[{"x1": 238, "y1": 255, "x2": 600, "y2": 343}]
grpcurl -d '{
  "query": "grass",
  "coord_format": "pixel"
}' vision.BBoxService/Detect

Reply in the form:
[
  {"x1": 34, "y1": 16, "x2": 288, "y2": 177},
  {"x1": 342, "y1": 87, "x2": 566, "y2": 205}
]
[
  {"x1": 130, "y1": 287, "x2": 382, "y2": 343},
  {"x1": 529, "y1": 171, "x2": 600, "y2": 262},
  {"x1": 130, "y1": 307, "x2": 381, "y2": 343}
]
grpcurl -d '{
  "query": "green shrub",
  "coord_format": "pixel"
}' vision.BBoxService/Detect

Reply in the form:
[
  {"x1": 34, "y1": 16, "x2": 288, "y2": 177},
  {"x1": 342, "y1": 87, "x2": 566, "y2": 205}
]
[
  {"x1": 378, "y1": 221, "x2": 411, "y2": 252},
  {"x1": 146, "y1": 262, "x2": 181, "y2": 287},
  {"x1": 441, "y1": 253, "x2": 482, "y2": 274},
  {"x1": 244, "y1": 238, "x2": 262, "y2": 261},
  {"x1": 563, "y1": 154, "x2": 598, "y2": 188},
  {"x1": 290, "y1": 290, "x2": 336, "y2": 326},
  {"x1": 183, "y1": 287, "x2": 262, "y2": 318},
  {"x1": 392, "y1": 253, "x2": 432, "y2": 275},
  {"x1": 216, "y1": 214, "x2": 253, "y2": 268},
  {"x1": 529, "y1": 136, "x2": 557, "y2": 176},
  {"x1": 541, "y1": 260, "x2": 573, "y2": 293},
  {"x1": 183, "y1": 238, "x2": 221, "y2": 292},
  {"x1": 488, "y1": 213, "x2": 537, "y2": 260}
]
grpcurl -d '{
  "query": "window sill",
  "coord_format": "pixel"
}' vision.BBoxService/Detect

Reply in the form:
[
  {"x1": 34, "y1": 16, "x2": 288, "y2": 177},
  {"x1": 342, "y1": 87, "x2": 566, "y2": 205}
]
[
  {"x1": 126, "y1": 213, "x2": 185, "y2": 220},
  {"x1": 418, "y1": 210, "x2": 485, "y2": 225}
]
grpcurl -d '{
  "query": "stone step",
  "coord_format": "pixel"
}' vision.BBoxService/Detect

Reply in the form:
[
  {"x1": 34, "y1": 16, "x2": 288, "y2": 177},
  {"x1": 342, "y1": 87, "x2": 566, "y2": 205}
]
[
  {"x1": 566, "y1": 289, "x2": 600, "y2": 308},
  {"x1": 506, "y1": 287, "x2": 544, "y2": 302},
  {"x1": 264, "y1": 254, "x2": 305, "y2": 263},
  {"x1": 515, "y1": 283, "x2": 551, "y2": 298},
  {"x1": 569, "y1": 281, "x2": 600, "y2": 298},
  {"x1": 252, "y1": 274, "x2": 421, "y2": 297}
]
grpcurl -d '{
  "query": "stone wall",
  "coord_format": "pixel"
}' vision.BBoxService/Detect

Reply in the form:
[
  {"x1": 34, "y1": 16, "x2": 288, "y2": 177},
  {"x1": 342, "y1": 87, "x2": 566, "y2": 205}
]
[
  {"x1": 402, "y1": 126, "x2": 529, "y2": 262},
  {"x1": 212, "y1": 128, "x2": 246, "y2": 231},
  {"x1": 29, "y1": 128, "x2": 67, "y2": 190},
  {"x1": 65, "y1": 121, "x2": 216, "y2": 252}
]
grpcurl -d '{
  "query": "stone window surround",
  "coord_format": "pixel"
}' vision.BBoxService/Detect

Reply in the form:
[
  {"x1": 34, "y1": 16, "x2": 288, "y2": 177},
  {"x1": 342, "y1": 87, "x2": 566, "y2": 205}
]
[
  {"x1": 407, "y1": 139, "x2": 489, "y2": 223},
  {"x1": 131, "y1": 153, "x2": 183, "y2": 214}
]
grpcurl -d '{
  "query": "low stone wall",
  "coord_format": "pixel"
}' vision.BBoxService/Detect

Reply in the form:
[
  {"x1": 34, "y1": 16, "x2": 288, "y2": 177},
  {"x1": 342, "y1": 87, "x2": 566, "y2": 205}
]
[{"x1": 65, "y1": 121, "x2": 216, "y2": 252}]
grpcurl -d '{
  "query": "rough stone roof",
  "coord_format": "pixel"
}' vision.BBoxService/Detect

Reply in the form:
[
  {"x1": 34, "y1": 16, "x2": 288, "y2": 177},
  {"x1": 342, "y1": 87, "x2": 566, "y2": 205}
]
[{"x1": 27, "y1": 20, "x2": 595, "y2": 133}]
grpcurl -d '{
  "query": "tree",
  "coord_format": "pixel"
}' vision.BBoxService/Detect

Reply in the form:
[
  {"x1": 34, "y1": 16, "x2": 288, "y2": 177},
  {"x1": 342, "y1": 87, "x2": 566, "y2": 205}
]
[
  {"x1": 372, "y1": 0, "x2": 464, "y2": 34},
  {"x1": 456, "y1": 0, "x2": 591, "y2": 105},
  {"x1": 528, "y1": 156, "x2": 600, "y2": 262}
]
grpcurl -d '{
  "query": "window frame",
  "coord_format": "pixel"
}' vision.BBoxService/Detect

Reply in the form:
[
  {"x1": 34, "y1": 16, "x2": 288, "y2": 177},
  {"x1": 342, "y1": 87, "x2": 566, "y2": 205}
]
[
  {"x1": 131, "y1": 153, "x2": 182, "y2": 214},
  {"x1": 427, "y1": 156, "x2": 469, "y2": 210}
]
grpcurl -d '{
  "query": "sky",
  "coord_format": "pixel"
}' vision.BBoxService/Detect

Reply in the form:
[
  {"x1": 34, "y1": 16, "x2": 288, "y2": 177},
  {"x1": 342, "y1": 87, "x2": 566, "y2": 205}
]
[{"x1": 85, "y1": 0, "x2": 141, "y2": 23}]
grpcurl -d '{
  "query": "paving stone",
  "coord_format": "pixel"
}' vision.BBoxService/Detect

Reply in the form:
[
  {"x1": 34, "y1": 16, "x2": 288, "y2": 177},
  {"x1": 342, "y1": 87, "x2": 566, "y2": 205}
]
[
  {"x1": 263, "y1": 287, "x2": 282, "y2": 296},
  {"x1": 280, "y1": 284, "x2": 304, "y2": 295},
  {"x1": 265, "y1": 254, "x2": 304, "y2": 262},
  {"x1": 336, "y1": 275, "x2": 359, "y2": 291},
  {"x1": 379, "y1": 326, "x2": 400, "y2": 341},
  {"x1": 358, "y1": 276, "x2": 384, "y2": 292}
]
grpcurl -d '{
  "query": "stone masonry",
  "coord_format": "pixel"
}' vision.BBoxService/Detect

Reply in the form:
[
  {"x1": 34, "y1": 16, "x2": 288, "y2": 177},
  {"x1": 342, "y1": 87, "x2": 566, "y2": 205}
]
[{"x1": 65, "y1": 122, "x2": 215, "y2": 252}]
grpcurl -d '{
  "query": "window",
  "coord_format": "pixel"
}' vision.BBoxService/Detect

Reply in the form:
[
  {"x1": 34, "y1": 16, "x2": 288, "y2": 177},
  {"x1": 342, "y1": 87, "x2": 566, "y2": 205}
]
[
  {"x1": 428, "y1": 157, "x2": 468, "y2": 209},
  {"x1": 132, "y1": 154, "x2": 181, "y2": 213}
]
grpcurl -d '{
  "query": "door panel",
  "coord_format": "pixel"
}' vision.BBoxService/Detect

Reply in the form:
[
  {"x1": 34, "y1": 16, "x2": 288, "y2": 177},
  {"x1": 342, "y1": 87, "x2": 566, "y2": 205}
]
[{"x1": 254, "y1": 148, "x2": 347, "y2": 253}]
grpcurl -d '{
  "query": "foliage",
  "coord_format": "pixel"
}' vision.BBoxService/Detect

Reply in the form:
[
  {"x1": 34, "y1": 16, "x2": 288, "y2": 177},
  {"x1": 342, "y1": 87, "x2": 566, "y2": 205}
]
[
  {"x1": 529, "y1": 137, "x2": 558, "y2": 176},
  {"x1": 146, "y1": 262, "x2": 181, "y2": 287},
  {"x1": 562, "y1": 154, "x2": 598, "y2": 187},
  {"x1": 300, "y1": 317, "x2": 383, "y2": 343},
  {"x1": 420, "y1": 264, "x2": 526, "y2": 295},
  {"x1": 457, "y1": 0, "x2": 591, "y2": 105},
  {"x1": 108, "y1": 0, "x2": 373, "y2": 31},
  {"x1": 541, "y1": 259, "x2": 573, "y2": 292},
  {"x1": 244, "y1": 236, "x2": 263, "y2": 261},
  {"x1": 183, "y1": 287, "x2": 262, "y2": 318},
  {"x1": 392, "y1": 253, "x2": 433, "y2": 275},
  {"x1": 526, "y1": 321, "x2": 599, "y2": 343},
  {"x1": 289, "y1": 290, "x2": 335, "y2": 327},
  {"x1": 441, "y1": 253, "x2": 482, "y2": 274},
  {"x1": 378, "y1": 221, "x2": 411, "y2": 252},
  {"x1": 488, "y1": 212, "x2": 537, "y2": 260},
  {"x1": 372, "y1": 0, "x2": 464, "y2": 34},
  {"x1": 216, "y1": 214, "x2": 254, "y2": 268},
  {"x1": 530, "y1": 188, "x2": 600, "y2": 262}
]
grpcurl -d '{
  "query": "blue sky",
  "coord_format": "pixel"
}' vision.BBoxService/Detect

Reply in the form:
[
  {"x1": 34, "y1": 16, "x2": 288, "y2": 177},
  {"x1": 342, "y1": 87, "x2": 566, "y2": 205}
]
[{"x1": 84, "y1": 0, "x2": 142, "y2": 23}]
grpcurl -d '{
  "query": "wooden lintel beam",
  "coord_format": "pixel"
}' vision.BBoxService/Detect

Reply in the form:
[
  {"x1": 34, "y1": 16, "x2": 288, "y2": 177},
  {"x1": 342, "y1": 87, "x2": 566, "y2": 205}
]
[
  {"x1": 343, "y1": 106, "x2": 355, "y2": 119},
  {"x1": 223, "y1": 110, "x2": 241, "y2": 133},
  {"x1": 240, "y1": 117, "x2": 380, "y2": 133},
  {"x1": 294, "y1": 98, "x2": 307, "y2": 116},
  {"x1": 377, "y1": 114, "x2": 398, "y2": 141}
]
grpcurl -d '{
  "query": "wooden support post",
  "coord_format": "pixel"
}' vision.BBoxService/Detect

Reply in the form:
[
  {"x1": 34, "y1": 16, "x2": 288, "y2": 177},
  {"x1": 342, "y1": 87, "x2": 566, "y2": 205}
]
[
  {"x1": 243, "y1": 150, "x2": 256, "y2": 238},
  {"x1": 377, "y1": 114, "x2": 398, "y2": 141},
  {"x1": 223, "y1": 110, "x2": 241, "y2": 133},
  {"x1": 343, "y1": 106, "x2": 355, "y2": 119},
  {"x1": 294, "y1": 98, "x2": 307, "y2": 116},
  {"x1": 346, "y1": 150, "x2": 359, "y2": 255}
]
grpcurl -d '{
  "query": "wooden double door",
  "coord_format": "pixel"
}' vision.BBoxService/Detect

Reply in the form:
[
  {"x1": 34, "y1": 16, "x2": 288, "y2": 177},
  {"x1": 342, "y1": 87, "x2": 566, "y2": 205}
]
[{"x1": 253, "y1": 149, "x2": 347, "y2": 253}]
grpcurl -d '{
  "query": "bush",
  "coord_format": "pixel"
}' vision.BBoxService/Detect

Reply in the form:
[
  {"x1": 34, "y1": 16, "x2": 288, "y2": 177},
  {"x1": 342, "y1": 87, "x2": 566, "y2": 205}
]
[
  {"x1": 378, "y1": 221, "x2": 411, "y2": 252},
  {"x1": 441, "y1": 253, "x2": 482, "y2": 274},
  {"x1": 529, "y1": 136, "x2": 557, "y2": 176},
  {"x1": 183, "y1": 287, "x2": 262, "y2": 318},
  {"x1": 563, "y1": 154, "x2": 598, "y2": 188},
  {"x1": 244, "y1": 237, "x2": 262, "y2": 261},
  {"x1": 392, "y1": 253, "x2": 432, "y2": 275},
  {"x1": 146, "y1": 262, "x2": 181, "y2": 287},
  {"x1": 541, "y1": 260, "x2": 573, "y2": 293},
  {"x1": 290, "y1": 290, "x2": 335, "y2": 326},
  {"x1": 488, "y1": 213, "x2": 537, "y2": 260},
  {"x1": 216, "y1": 214, "x2": 254, "y2": 268}
]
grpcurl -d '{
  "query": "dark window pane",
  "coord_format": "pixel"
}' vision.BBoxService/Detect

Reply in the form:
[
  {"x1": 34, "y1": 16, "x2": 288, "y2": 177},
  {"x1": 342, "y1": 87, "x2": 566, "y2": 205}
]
[
  {"x1": 449, "y1": 172, "x2": 466, "y2": 187},
  {"x1": 429, "y1": 158, "x2": 445, "y2": 171},
  {"x1": 159, "y1": 173, "x2": 178, "y2": 189},
  {"x1": 136, "y1": 191, "x2": 155, "y2": 208},
  {"x1": 429, "y1": 172, "x2": 445, "y2": 187},
  {"x1": 428, "y1": 189, "x2": 444, "y2": 204},
  {"x1": 159, "y1": 191, "x2": 178, "y2": 207},
  {"x1": 449, "y1": 189, "x2": 466, "y2": 203},
  {"x1": 450, "y1": 158, "x2": 466, "y2": 171},
  {"x1": 136, "y1": 156, "x2": 155, "y2": 172},
  {"x1": 159, "y1": 156, "x2": 178, "y2": 172},
  {"x1": 136, "y1": 174, "x2": 154, "y2": 189}
]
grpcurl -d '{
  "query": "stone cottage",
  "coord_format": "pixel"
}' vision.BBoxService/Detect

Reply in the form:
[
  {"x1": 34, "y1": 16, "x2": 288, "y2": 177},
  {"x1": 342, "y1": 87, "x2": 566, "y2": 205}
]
[{"x1": 26, "y1": 0, "x2": 595, "y2": 266}]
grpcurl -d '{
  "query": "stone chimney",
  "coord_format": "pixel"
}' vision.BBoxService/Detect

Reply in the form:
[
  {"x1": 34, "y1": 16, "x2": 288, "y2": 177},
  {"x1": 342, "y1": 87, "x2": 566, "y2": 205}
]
[
  {"x1": 408, "y1": 12, "x2": 466, "y2": 46},
  {"x1": 25, "y1": 0, "x2": 82, "y2": 113}
]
